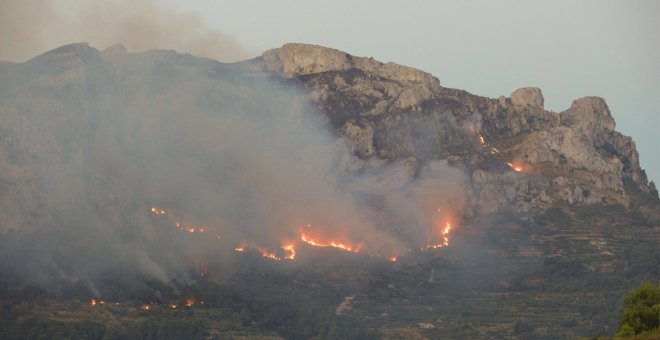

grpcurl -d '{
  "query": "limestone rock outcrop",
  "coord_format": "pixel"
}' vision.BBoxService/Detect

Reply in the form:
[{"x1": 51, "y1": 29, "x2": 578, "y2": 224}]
[
  {"x1": 255, "y1": 43, "x2": 655, "y2": 214},
  {"x1": 511, "y1": 87, "x2": 544, "y2": 110}
]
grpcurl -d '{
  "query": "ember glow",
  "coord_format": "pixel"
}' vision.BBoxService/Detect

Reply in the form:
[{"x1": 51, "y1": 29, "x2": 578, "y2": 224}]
[
  {"x1": 240, "y1": 244, "x2": 297, "y2": 261},
  {"x1": 90, "y1": 299, "x2": 97, "y2": 306},
  {"x1": 282, "y1": 244, "x2": 296, "y2": 260},
  {"x1": 300, "y1": 232, "x2": 360, "y2": 253},
  {"x1": 258, "y1": 248, "x2": 280, "y2": 261},
  {"x1": 150, "y1": 207, "x2": 166, "y2": 216},
  {"x1": 506, "y1": 162, "x2": 523, "y2": 172},
  {"x1": 427, "y1": 222, "x2": 453, "y2": 249}
]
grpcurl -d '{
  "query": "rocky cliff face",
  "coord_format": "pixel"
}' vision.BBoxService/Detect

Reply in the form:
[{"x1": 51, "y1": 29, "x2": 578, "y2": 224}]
[
  {"x1": 0, "y1": 42, "x2": 656, "y2": 236},
  {"x1": 250, "y1": 43, "x2": 656, "y2": 215}
]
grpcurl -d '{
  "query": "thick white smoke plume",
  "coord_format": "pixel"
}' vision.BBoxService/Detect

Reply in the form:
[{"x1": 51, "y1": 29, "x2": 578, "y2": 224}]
[{"x1": 0, "y1": 42, "x2": 469, "y2": 293}]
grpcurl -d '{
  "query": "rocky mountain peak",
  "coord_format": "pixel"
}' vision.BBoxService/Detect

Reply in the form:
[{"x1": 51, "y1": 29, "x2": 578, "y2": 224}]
[
  {"x1": 510, "y1": 87, "x2": 544, "y2": 110},
  {"x1": 256, "y1": 44, "x2": 656, "y2": 214},
  {"x1": 262, "y1": 43, "x2": 440, "y2": 90},
  {"x1": 561, "y1": 96, "x2": 616, "y2": 136}
]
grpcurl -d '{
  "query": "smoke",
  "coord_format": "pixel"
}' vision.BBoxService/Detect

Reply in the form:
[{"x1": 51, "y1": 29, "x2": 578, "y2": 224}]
[
  {"x1": 0, "y1": 0, "x2": 250, "y2": 63},
  {"x1": 0, "y1": 43, "x2": 470, "y2": 296}
]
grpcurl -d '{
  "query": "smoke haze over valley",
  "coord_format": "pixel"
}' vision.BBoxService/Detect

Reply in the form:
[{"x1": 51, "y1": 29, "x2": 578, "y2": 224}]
[{"x1": 0, "y1": 2, "x2": 658, "y2": 338}]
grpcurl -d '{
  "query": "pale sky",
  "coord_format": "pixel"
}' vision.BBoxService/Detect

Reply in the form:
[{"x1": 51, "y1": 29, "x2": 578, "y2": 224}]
[{"x1": 2, "y1": 0, "x2": 658, "y2": 183}]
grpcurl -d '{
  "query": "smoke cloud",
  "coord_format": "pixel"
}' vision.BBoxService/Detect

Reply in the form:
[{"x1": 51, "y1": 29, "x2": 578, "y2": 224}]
[
  {"x1": 0, "y1": 0, "x2": 250, "y2": 63},
  {"x1": 0, "y1": 41, "x2": 469, "y2": 296}
]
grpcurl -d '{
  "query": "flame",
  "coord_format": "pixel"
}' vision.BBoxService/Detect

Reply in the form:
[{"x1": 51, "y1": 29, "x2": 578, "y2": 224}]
[
  {"x1": 150, "y1": 207, "x2": 166, "y2": 216},
  {"x1": 300, "y1": 232, "x2": 360, "y2": 253},
  {"x1": 506, "y1": 162, "x2": 523, "y2": 172},
  {"x1": 427, "y1": 222, "x2": 453, "y2": 249},
  {"x1": 185, "y1": 298, "x2": 194, "y2": 307},
  {"x1": 282, "y1": 244, "x2": 296, "y2": 260},
  {"x1": 141, "y1": 305, "x2": 150, "y2": 310},
  {"x1": 389, "y1": 256, "x2": 397, "y2": 262},
  {"x1": 170, "y1": 304, "x2": 177, "y2": 309},
  {"x1": 235, "y1": 247, "x2": 244, "y2": 252},
  {"x1": 90, "y1": 299, "x2": 97, "y2": 306},
  {"x1": 255, "y1": 244, "x2": 297, "y2": 261},
  {"x1": 186, "y1": 226, "x2": 195, "y2": 233},
  {"x1": 478, "y1": 134, "x2": 485, "y2": 145},
  {"x1": 259, "y1": 248, "x2": 280, "y2": 260}
]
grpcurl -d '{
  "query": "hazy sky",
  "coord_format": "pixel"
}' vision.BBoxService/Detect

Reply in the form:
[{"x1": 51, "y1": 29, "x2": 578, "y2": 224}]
[{"x1": 2, "y1": 0, "x2": 658, "y2": 183}]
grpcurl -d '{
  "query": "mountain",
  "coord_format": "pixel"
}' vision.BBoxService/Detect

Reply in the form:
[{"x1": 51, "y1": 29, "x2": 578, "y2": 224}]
[
  {"x1": 0, "y1": 42, "x2": 657, "y2": 339},
  {"x1": 251, "y1": 43, "x2": 656, "y2": 214}
]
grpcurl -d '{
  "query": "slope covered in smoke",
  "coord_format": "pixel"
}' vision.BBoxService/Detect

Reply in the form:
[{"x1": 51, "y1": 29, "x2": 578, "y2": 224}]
[
  {"x1": 0, "y1": 43, "x2": 469, "y2": 291},
  {"x1": 0, "y1": 43, "x2": 657, "y2": 338}
]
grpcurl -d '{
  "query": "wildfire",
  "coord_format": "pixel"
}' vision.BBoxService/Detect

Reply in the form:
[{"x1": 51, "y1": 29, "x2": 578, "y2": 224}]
[
  {"x1": 170, "y1": 304, "x2": 177, "y2": 309},
  {"x1": 507, "y1": 162, "x2": 523, "y2": 172},
  {"x1": 90, "y1": 299, "x2": 97, "y2": 306},
  {"x1": 186, "y1": 226, "x2": 195, "y2": 233},
  {"x1": 185, "y1": 298, "x2": 194, "y2": 307},
  {"x1": 141, "y1": 305, "x2": 150, "y2": 310},
  {"x1": 389, "y1": 256, "x2": 397, "y2": 262},
  {"x1": 300, "y1": 232, "x2": 360, "y2": 253},
  {"x1": 259, "y1": 248, "x2": 280, "y2": 261},
  {"x1": 478, "y1": 134, "x2": 485, "y2": 145},
  {"x1": 253, "y1": 244, "x2": 297, "y2": 261},
  {"x1": 150, "y1": 207, "x2": 166, "y2": 216},
  {"x1": 235, "y1": 247, "x2": 244, "y2": 252},
  {"x1": 282, "y1": 244, "x2": 296, "y2": 260},
  {"x1": 427, "y1": 222, "x2": 453, "y2": 249}
]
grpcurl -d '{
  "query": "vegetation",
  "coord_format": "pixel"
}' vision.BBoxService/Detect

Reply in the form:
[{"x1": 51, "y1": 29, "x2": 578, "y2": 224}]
[{"x1": 616, "y1": 283, "x2": 660, "y2": 338}]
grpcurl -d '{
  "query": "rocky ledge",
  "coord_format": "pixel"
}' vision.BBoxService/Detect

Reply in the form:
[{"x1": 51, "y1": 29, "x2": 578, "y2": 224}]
[{"x1": 254, "y1": 43, "x2": 657, "y2": 215}]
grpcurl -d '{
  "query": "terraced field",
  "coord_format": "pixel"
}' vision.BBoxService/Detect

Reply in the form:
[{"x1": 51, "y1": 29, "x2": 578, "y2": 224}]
[{"x1": 341, "y1": 204, "x2": 659, "y2": 338}]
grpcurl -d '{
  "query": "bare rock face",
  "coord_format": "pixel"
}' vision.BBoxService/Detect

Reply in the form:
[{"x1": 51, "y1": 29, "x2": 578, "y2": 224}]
[
  {"x1": 510, "y1": 87, "x2": 544, "y2": 110},
  {"x1": 262, "y1": 43, "x2": 440, "y2": 89},
  {"x1": 560, "y1": 97, "x2": 615, "y2": 139},
  {"x1": 262, "y1": 43, "x2": 353, "y2": 76},
  {"x1": 261, "y1": 43, "x2": 440, "y2": 111},
  {"x1": 257, "y1": 44, "x2": 655, "y2": 213}
]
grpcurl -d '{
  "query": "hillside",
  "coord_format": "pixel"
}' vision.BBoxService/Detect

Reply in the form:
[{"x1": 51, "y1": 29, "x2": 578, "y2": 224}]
[{"x1": 0, "y1": 42, "x2": 657, "y2": 339}]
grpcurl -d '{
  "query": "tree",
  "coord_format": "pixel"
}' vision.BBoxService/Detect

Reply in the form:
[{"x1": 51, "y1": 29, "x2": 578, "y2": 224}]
[{"x1": 616, "y1": 283, "x2": 660, "y2": 337}]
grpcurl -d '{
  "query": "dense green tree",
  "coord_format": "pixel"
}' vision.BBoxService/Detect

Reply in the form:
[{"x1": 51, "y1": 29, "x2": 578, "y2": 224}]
[{"x1": 616, "y1": 283, "x2": 660, "y2": 337}]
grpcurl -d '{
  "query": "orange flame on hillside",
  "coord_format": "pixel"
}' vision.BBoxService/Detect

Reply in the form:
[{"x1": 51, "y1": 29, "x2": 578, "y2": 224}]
[
  {"x1": 150, "y1": 207, "x2": 166, "y2": 216},
  {"x1": 90, "y1": 299, "x2": 97, "y2": 306},
  {"x1": 427, "y1": 222, "x2": 453, "y2": 249},
  {"x1": 282, "y1": 244, "x2": 296, "y2": 260},
  {"x1": 300, "y1": 232, "x2": 360, "y2": 253},
  {"x1": 506, "y1": 162, "x2": 523, "y2": 172},
  {"x1": 259, "y1": 248, "x2": 280, "y2": 261}
]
